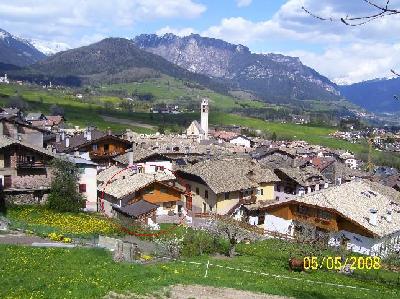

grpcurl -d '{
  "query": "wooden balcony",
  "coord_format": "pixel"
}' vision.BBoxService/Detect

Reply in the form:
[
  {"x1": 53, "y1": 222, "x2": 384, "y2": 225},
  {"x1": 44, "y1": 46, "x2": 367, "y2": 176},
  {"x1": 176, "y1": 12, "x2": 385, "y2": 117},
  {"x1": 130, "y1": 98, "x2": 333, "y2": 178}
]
[
  {"x1": 16, "y1": 160, "x2": 46, "y2": 169},
  {"x1": 89, "y1": 151, "x2": 121, "y2": 158}
]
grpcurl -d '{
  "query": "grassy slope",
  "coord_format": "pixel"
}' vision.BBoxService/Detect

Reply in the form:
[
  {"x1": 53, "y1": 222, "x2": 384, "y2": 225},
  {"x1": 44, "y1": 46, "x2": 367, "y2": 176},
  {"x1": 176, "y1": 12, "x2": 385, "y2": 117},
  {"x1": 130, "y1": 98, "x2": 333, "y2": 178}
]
[
  {"x1": 99, "y1": 76, "x2": 266, "y2": 111},
  {"x1": 1, "y1": 83, "x2": 399, "y2": 167},
  {"x1": 0, "y1": 243, "x2": 398, "y2": 299}
]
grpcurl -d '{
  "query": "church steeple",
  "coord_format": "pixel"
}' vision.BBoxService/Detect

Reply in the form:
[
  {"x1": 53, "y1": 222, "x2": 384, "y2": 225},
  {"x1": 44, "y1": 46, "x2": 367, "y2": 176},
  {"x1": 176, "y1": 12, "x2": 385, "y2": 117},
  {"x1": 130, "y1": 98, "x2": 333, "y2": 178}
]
[{"x1": 201, "y1": 98, "x2": 209, "y2": 140}]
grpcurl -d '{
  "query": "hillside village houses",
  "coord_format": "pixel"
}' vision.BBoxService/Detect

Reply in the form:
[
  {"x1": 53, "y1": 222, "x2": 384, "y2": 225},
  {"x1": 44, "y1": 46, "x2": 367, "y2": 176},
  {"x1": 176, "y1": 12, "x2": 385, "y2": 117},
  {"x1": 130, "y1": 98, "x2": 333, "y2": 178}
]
[
  {"x1": 3, "y1": 98, "x2": 400, "y2": 257},
  {"x1": 261, "y1": 180, "x2": 400, "y2": 256}
]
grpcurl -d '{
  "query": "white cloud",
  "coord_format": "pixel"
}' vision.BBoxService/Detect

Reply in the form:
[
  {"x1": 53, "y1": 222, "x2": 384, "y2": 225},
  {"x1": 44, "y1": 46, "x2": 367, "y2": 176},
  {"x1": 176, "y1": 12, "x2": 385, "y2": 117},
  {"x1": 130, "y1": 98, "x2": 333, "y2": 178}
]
[
  {"x1": 0, "y1": 0, "x2": 206, "y2": 46},
  {"x1": 202, "y1": 0, "x2": 400, "y2": 82},
  {"x1": 287, "y1": 42, "x2": 400, "y2": 84},
  {"x1": 156, "y1": 26, "x2": 196, "y2": 37},
  {"x1": 236, "y1": 0, "x2": 252, "y2": 8}
]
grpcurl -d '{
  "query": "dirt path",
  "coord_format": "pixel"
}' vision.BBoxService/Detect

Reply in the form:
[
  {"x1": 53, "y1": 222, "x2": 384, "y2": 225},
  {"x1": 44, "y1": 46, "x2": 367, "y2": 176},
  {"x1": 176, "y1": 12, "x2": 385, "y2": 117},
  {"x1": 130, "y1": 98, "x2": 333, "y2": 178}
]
[
  {"x1": 100, "y1": 115, "x2": 156, "y2": 130},
  {"x1": 105, "y1": 285, "x2": 292, "y2": 299},
  {"x1": 0, "y1": 231, "x2": 48, "y2": 245}
]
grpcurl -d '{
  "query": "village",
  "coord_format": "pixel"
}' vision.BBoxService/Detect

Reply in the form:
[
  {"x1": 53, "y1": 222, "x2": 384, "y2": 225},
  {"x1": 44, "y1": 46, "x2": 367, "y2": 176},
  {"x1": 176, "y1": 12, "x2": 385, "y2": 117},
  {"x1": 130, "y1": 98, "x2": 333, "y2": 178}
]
[{"x1": 1, "y1": 96, "x2": 399, "y2": 263}]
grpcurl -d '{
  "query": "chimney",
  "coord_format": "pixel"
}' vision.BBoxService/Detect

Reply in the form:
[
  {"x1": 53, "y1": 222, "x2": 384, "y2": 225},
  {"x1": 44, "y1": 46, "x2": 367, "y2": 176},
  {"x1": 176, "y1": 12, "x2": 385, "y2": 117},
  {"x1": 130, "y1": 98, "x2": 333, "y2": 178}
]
[
  {"x1": 336, "y1": 177, "x2": 342, "y2": 186},
  {"x1": 386, "y1": 210, "x2": 392, "y2": 223},
  {"x1": 107, "y1": 127, "x2": 112, "y2": 135},
  {"x1": 128, "y1": 143, "x2": 135, "y2": 167},
  {"x1": 65, "y1": 137, "x2": 70, "y2": 148},
  {"x1": 86, "y1": 129, "x2": 92, "y2": 141},
  {"x1": 369, "y1": 208, "x2": 378, "y2": 226}
]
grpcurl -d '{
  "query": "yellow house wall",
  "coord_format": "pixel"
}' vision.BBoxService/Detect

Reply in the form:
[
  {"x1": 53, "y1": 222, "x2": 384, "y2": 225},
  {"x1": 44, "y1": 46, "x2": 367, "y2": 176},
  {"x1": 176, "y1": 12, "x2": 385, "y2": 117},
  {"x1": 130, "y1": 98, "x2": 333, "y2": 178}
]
[
  {"x1": 184, "y1": 179, "x2": 241, "y2": 215},
  {"x1": 215, "y1": 191, "x2": 240, "y2": 215},
  {"x1": 256, "y1": 182, "x2": 276, "y2": 201}
]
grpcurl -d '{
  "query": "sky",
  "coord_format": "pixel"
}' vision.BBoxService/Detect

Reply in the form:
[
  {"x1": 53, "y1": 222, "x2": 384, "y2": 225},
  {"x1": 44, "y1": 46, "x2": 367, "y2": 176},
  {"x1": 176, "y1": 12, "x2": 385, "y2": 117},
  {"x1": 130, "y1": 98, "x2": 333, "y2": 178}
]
[{"x1": 1, "y1": 0, "x2": 400, "y2": 84}]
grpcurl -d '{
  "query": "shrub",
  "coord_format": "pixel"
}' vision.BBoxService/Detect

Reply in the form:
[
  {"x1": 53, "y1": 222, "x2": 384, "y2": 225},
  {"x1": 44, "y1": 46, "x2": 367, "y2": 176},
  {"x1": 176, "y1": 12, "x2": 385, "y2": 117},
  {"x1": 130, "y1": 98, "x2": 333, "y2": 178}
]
[{"x1": 48, "y1": 158, "x2": 85, "y2": 213}]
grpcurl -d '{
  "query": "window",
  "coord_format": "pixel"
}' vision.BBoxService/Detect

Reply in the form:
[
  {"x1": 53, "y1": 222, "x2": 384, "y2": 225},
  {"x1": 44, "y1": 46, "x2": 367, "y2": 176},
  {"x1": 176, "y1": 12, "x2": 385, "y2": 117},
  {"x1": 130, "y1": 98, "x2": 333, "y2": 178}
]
[
  {"x1": 260, "y1": 189, "x2": 264, "y2": 196},
  {"x1": 104, "y1": 144, "x2": 109, "y2": 152},
  {"x1": 224, "y1": 192, "x2": 230, "y2": 200},
  {"x1": 205, "y1": 190, "x2": 208, "y2": 199},
  {"x1": 144, "y1": 187, "x2": 154, "y2": 194},
  {"x1": 79, "y1": 184, "x2": 86, "y2": 193},
  {"x1": 155, "y1": 166, "x2": 164, "y2": 172},
  {"x1": 317, "y1": 209, "x2": 332, "y2": 220},
  {"x1": 160, "y1": 188, "x2": 167, "y2": 193},
  {"x1": 297, "y1": 205, "x2": 309, "y2": 215},
  {"x1": 196, "y1": 187, "x2": 199, "y2": 195},
  {"x1": 92, "y1": 144, "x2": 98, "y2": 151},
  {"x1": 165, "y1": 202, "x2": 173, "y2": 208},
  {"x1": 186, "y1": 184, "x2": 191, "y2": 192}
]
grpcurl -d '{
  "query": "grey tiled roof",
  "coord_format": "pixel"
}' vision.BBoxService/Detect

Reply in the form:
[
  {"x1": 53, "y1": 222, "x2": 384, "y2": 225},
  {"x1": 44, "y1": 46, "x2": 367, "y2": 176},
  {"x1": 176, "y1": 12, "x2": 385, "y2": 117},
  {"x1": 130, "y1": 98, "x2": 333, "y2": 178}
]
[
  {"x1": 113, "y1": 200, "x2": 158, "y2": 218},
  {"x1": 288, "y1": 180, "x2": 400, "y2": 237},
  {"x1": 178, "y1": 158, "x2": 279, "y2": 194}
]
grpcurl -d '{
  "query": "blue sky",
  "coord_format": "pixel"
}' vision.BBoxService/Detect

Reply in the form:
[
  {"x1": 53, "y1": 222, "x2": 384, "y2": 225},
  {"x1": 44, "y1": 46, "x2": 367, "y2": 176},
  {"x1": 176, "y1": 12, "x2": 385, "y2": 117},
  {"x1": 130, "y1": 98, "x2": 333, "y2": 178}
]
[{"x1": 1, "y1": 0, "x2": 400, "y2": 84}]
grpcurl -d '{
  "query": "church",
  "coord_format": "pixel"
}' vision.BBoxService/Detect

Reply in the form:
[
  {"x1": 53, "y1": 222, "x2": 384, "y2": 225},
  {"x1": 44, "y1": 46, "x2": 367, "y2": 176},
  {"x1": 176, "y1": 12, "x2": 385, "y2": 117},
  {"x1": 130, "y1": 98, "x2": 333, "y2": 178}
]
[{"x1": 186, "y1": 98, "x2": 209, "y2": 142}]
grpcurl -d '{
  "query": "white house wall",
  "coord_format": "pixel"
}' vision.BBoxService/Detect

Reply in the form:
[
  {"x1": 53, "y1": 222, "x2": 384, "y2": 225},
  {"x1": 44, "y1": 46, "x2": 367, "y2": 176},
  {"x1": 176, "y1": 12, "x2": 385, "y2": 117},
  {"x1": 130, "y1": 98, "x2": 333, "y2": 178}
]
[
  {"x1": 329, "y1": 230, "x2": 400, "y2": 257},
  {"x1": 264, "y1": 213, "x2": 293, "y2": 235},
  {"x1": 230, "y1": 136, "x2": 251, "y2": 148},
  {"x1": 80, "y1": 166, "x2": 98, "y2": 211}
]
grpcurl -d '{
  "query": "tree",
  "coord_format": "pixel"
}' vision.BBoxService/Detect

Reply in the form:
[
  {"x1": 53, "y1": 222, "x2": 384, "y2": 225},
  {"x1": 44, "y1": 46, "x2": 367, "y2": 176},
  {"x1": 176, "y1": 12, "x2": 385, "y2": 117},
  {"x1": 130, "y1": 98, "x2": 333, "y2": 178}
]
[
  {"x1": 302, "y1": 0, "x2": 400, "y2": 26},
  {"x1": 8, "y1": 96, "x2": 29, "y2": 111},
  {"x1": 48, "y1": 158, "x2": 85, "y2": 212},
  {"x1": 303, "y1": 1, "x2": 400, "y2": 77},
  {"x1": 207, "y1": 215, "x2": 258, "y2": 257},
  {"x1": 50, "y1": 104, "x2": 65, "y2": 116}
]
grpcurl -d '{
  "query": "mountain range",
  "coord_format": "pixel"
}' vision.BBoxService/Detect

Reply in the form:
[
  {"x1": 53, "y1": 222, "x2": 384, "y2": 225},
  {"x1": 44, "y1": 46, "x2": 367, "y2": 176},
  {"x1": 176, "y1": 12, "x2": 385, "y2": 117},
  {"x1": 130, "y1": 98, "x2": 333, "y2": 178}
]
[
  {"x1": 1, "y1": 28, "x2": 397, "y2": 113},
  {"x1": 0, "y1": 29, "x2": 46, "y2": 66},
  {"x1": 133, "y1": 34, "x2": 341, "y2": 103},
  {"x1": 339, "y1": 78, "x2": 400, "y2": 113}
]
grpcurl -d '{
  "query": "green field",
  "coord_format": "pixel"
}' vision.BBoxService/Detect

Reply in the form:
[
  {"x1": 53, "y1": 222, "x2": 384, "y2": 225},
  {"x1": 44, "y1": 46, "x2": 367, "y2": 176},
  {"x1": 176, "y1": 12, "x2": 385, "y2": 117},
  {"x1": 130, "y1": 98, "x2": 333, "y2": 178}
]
[
  {"x1": 99, "y1": 76, "x2": 266, "y2": 111},
  {"x1": 1, "y1": 83, "x2": 399, "y2": 168},
  {"x1": 1, "y1": 240, "x2": 398, "y2": 299}
]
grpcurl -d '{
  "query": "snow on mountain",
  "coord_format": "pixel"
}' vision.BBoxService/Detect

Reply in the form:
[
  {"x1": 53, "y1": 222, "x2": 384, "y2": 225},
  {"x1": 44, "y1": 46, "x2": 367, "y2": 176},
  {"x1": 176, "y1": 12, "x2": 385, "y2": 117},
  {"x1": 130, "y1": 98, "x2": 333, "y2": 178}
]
[{"x1": 29, "y1": 39, "x2": 70, "y2": 55}]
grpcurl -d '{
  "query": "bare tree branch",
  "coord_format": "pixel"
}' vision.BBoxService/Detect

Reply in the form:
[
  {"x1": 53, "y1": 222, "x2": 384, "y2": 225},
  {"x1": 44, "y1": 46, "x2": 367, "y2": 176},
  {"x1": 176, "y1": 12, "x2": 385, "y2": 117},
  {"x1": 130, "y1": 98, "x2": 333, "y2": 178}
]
[{"x1": 302, "y1": 0, "x2": 400, "y2": 26}]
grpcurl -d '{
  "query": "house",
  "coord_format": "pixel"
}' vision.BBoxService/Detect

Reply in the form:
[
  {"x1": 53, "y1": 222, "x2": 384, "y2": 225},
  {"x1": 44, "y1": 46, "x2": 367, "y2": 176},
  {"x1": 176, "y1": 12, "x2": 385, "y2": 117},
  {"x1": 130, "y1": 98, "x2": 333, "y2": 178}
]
[
  {"x1": 336, "y1": 151, "x2": 358, "y2": 169},
  {"x1": 60, "y1": 154, "x2": 98, "y2": 211},
  {"x1": 53, "y1": 128, "x2": 131, "y2": 165},
  {"x1": 251, "y1": 147, "x2": 297, "y2": 169},
  {"x1": 113, "y1": 147, "x2": 173, "y2": 174},
  {"x1": 29, "y1": 115, "x2": 64, "y2": 131},
  {"x1": 98, "y1": 170, "x2": 181, "y2": 218},
  {"x1": 229, "y1": 135, "x2": 253, "y2": 148},
  {"x1": 312, "y1": 157, "x2": 369, "y2": 185},
  {"x1": 175, "y1": 158, "x2": 279, "y2": 215},
  {"x1": 25, "y1": 113, "x2": 47, "y2": 122},
  {"x1": 212, "y1": 131, "x2": 238, "y2": 143},
  {"x1": 0, "y1": 135, "x2": 56, "y2": 205},
  {"x1": 0, "y1": 115, "x2": 53, "y2": 148},
  {"x1": 0, "y1": 107, "x2": 21, "y2": 118},
  {"x1": 261, "y1": 180, "x2": 400, "y2": 257},
  {"x1": 274, "y1": 166, "x2": 328, "y2": 200},
  {"x1": 76, "y1": 94, "x2": 83, "y2": 99},
  {"x1": 0, "y1": 74, "x2": 9, "y2": 84},
  {"x1": 113, "y1": 200, "x2": 159, "y2": 225}
]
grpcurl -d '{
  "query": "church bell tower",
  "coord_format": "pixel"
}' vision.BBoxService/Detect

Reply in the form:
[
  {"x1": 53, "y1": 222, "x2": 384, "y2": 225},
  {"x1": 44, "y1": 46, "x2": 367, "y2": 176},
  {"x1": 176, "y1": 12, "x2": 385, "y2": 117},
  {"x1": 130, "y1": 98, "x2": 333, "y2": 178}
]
[{"x1": 200, "y1": 98, "x2": 209, "y2": 140}]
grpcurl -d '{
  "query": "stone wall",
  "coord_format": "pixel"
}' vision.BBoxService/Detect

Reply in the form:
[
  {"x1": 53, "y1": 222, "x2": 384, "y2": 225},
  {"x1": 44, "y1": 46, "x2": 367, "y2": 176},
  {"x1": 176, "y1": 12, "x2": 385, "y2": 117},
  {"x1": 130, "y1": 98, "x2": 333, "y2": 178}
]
[{"x1": 5, "y1": 192, "x2": 49, "y2": 205}]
